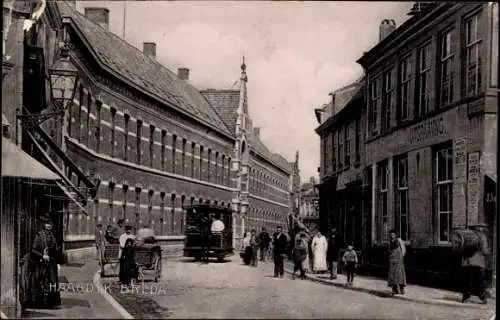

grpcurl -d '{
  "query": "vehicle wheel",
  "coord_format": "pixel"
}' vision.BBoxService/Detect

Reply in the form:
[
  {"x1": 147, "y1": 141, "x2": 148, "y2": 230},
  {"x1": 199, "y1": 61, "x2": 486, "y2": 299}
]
[{"x1": 153, "y1": 254, "x2": 162, "y2": 282}]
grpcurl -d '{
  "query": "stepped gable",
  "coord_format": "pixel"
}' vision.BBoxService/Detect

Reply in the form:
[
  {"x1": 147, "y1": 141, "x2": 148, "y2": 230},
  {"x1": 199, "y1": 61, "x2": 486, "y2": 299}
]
[
  {"x1": 57, "y1": 2, "x2": 231, "y2": 136},
  {"x1": 200, "y1": 89, "x2": 240, "y2": 135}
]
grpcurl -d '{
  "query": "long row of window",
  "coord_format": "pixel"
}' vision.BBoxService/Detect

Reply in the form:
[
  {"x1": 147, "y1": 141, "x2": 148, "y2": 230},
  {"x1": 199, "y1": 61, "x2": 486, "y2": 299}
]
[
  {"x1": 368, "y1": 10, "x2": 483, "y2": 136},
  {"x1": 70, "y1": 88, "x2": 232, "y2": 187},
  {"x1": 376, "y1": 143, "x2": 453, "y2": 243},
  {"x1": 249, "y1": 166, "x2": 289, "y2": 202}
]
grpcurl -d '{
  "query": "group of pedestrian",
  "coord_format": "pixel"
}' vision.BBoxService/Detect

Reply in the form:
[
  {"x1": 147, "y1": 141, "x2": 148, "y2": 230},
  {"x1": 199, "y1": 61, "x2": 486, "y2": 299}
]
[{"x1": 240, "y1": 227, "x2": 272, "y2": 267}]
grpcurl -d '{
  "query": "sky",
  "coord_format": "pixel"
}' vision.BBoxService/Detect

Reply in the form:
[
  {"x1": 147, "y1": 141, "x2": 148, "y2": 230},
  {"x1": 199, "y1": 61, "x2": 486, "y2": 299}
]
[{"x1": 76, "y1": 1, "x2": 413, "y2": 182}]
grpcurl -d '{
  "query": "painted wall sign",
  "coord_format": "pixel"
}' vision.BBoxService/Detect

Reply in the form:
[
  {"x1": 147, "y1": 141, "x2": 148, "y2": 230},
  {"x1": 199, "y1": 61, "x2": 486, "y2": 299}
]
[
  {"x1": 467, "y1": 152, "x2": 480, "y2": 225},
  {"x1": 452, "y1": 138, "x2": 467, "y2": 227},
  {"x1": 408, "y1": 116, "x2": 447, "y2": 145}
]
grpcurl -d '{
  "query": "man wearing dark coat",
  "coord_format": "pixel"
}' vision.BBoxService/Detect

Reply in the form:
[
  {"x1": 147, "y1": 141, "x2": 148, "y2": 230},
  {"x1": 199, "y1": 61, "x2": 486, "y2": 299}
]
[
  {"x1": 327, "y1": 229, "x2": 340, "y2": 280},
  {"x1": 23, "y1": 213, "x2": 63, "y2": 309},
  {"x1": 272, "y1": 226, "x2": 288, "y2": 278},
  {"x1": 462, "y1": 225, "x2": 490, "y2": 304}
]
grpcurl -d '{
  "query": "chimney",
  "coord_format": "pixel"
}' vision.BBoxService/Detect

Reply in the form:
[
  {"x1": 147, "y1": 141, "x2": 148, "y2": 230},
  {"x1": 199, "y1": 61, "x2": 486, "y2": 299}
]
[
  {"x1": 177, "y1": 68, "x2": 190, "y2": 81},
  {"x1": 143, "y1": 42, "x2": 156, "y2": 60},
  {"x1": 84, "y1": 7, "x2": 110, "y2": 31},
  {"x1": 379, "y1": 19, "x2": 396, "y2": 42},
  {"x1": 253, "y1": 127, "x2": 260, "y2": 139}
]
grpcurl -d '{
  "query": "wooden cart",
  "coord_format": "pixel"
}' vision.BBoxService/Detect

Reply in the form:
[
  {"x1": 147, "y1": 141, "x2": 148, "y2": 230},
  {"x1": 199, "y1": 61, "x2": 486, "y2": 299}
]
[{"x1": 135, "y1": 244, "x2": 163, "y2": 282}]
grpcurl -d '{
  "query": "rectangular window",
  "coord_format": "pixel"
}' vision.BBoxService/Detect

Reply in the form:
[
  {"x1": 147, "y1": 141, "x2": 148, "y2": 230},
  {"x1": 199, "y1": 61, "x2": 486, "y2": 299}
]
[
  {"x1": 199, "y1": 146, "x2": 204, "y2": 180},
  {"x1": 465, "y1": 13, "x2": 482, "y2": 96},
  {"x1": 161, "y1": 130, "x2": 166, "y2": 171},
  {"x1": 123, "y1": 114, "x2": 129, "y2": 161},
  {"x1": 182, "y1": 138, "x2": 187, "y2": 176},
  {"x1": 160, "y1": 192, "x2": 166, "y2": 235},
  {"x1": 355, "y1": 116, "x2": 361, "y2": 163},
  {"x1": 77, "y1": 86, "x2": 83, "y2": 142},
  {"x1": 215, "y1": 151, "x2": 219, "y2": 184},
  {"x1": 381, "y1": 68, "x2": 394, "y2": 132},
  {"x1": 191, "y1": 142, "x2": 196, "y2": 178},
  {"x1": 338, "y1": 127, "x2": 344, "y2": 168},
  {"x1": 221, "y1": 154, "x2": 226, "y2": 184},
  {"x1": 322, "y1": 138, "x2": 328, "y2": 174},
  {"x1": 438, "y1": 29, "x2": 455, "y2": 107},
  {"x1": 416, "y1": 43, "x2": 431, "y2": 118},
  {"x1": 172, "y1": 134, "x2": 177, "y2": 174},
  {"x1": 331, "y1": 131, "x2": 337, "y2": 171},
  {"x1": 394, "y1": 155, "x2": 409, "y2": 241},
  {"x1": 227, "y1": 157, "x2": 231, "y2": 186},
  {"x1": 136, "y1": 120, "x2": 142, "y2": 165},
  {"x1": 111, "y1": 108, "x2": 117, "y2": 157},
  {"x1": 435, "y1": 145, "x2": 453, "y2": 243},
  {"x1": 95, "y1": 101, "x2": 102, "y2": 153},
  {"x1": 207, "y1": 149, "x2": 212, "y2": 182},
  {"x1": 368, "y1": 77, "x2": 380, "y2": 134},
  {"x1": 149, "y1": 125, "x2": 155, "y2": 168},
  {"x1": 86, "y1": 93, "x2": 92, "y2": 145},
  {"x1": 377, "y1": 160, "x2": 389, "y2": 242},
  {"x1": 344, "y1": 123, "x2": 350, "y2": 165},
  {"x1": 399, "y1": 56, "x2": 411, "y2": 122}
]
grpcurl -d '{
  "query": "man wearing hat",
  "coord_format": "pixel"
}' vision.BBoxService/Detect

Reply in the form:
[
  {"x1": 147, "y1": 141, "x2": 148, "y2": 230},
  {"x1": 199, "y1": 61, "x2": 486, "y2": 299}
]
[
  {"x1": 326, "y1": 229, "x2": 340, "y2": 280},
  {"x1": 23, "y1": 213, "x2": 62, "y2": 309}
]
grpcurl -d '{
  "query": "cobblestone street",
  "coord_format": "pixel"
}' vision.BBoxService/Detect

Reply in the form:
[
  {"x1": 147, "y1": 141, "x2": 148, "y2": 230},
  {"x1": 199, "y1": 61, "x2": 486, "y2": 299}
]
[{"x1": 104, "y1": 255, "x2": 494, "y2": 319}]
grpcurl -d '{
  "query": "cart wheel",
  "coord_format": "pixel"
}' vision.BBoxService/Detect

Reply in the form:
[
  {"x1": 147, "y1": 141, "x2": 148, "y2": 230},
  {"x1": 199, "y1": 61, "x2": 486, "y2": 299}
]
[
  {"x1": 153, "y1": 255, "x2": 161, "y2": 282},
  {"x1": 137, "y1": 266, "x2": 144, "y2": 282}
]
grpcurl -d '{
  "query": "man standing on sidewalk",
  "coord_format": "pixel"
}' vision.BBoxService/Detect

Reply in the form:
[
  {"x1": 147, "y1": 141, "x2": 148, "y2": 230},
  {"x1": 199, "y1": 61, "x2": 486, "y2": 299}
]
[
  {"x1": 327, "y1": 229, "x2": 340, "y2": 280},
  {"x1": 461, "y1": 225, "x2": 490, "y2": 304},
  {"x1": 272, "y1": 226, "x2": 288, "y2": 278}
]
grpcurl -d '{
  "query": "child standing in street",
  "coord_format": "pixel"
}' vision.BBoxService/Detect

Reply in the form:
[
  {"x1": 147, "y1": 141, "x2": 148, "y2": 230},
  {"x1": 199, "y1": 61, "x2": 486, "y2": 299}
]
[{"x1": 342, "y1": 245, "x2": 358, "y2": 286}]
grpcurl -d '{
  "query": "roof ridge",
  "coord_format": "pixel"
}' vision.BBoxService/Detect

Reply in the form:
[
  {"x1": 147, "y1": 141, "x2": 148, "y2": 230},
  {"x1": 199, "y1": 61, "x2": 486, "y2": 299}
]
[{"x1": 58, "y1": 1, "x2": 231, "y2": 135}]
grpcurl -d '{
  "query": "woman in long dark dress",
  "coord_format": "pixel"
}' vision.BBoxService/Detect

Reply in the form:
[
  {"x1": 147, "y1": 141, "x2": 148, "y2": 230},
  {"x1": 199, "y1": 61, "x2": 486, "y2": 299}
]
[
  {"x1": 119, "y1": 238, "x2": 138, "y2": 285},
  {"x1": 23, "y1": 214, "x2": 63, "y2": 309}
]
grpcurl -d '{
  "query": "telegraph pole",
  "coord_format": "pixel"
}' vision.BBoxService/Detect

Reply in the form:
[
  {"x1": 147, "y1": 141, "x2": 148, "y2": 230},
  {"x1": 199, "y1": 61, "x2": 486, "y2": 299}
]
[{"x1": 122, "y1": 1, "x2": 126, "y2": 39}]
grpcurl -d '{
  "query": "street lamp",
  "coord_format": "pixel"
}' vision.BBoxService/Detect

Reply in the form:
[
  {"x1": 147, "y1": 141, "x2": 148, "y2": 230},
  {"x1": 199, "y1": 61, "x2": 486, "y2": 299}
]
[{"x1": 49, "y1": 45, "x2": 78, "y2": 108}]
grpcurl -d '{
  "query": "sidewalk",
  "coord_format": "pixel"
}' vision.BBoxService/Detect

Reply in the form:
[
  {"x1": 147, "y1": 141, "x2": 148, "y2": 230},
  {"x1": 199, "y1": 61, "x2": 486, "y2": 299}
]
[
  {"x1": 283, "y1": 260, "x2": 495, "y2": 312},
  {"x1": 21, "y1": 260, "x2": 125, "y2": 319}
]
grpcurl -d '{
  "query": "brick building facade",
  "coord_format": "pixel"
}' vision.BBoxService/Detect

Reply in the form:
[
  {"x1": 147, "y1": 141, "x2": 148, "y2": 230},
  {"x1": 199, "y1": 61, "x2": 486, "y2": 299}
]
[
  {"x1": 2, "y1": 0, "x2": 296, "y2": 265},
  {"x1": 316, "y1": 3, "x2": 498, "y2": 289}
]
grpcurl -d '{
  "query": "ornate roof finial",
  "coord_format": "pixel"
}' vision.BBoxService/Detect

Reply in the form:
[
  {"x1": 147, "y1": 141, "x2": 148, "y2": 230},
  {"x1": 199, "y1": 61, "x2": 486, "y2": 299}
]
[{"x1": 240, "y1": 56, "x2": 247, "y2": 82}]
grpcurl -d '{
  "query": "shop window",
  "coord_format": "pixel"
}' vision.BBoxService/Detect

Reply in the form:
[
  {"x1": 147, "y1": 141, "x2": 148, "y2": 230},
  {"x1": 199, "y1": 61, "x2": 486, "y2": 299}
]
[
  {"x1": 377, "y1": 160, "x2": 389, "y2": 242},
  {"x1": 435, "y1": 145, "x2": 453, "y2": 243},
  {"x1": 464, "y1": 12, "x2": 482, "y2": 96},
  {"x1": 438, "y1": 28, "x2": 455, "y2": 107},
  {"x1": 398, "y1": 55, "x2": 412, "y2": 122},
  {"x1": 416, "y1": 43, "x2": 431, "y2": 118},
  {"x1": 394, "y1": 155, "x2": 409, "y2": 241}
]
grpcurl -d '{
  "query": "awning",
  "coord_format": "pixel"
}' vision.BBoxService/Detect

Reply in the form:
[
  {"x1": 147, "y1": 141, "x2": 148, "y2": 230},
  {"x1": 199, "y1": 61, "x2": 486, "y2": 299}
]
[
  {"x1": 2, "y1": 114, "x2": 10, "y2": 127},
  {"x1": 486, "y1": 173, "x2": 497, "y2": 183},
  {"x1": 55, "y1": 181, "x2": 89, "y2": 216},
  {"x1": 1, "y1": 137, "x2": 60, "y2": 180}
]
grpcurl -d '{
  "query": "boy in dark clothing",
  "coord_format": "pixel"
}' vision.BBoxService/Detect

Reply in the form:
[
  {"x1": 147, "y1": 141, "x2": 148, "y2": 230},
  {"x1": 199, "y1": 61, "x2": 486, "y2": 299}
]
[
  {"x1": 342, "y1": 245, "x2": 358, "y2": 286},
  {"x1": 327, "y1": 230, "x2": 340, "y2": 280}
]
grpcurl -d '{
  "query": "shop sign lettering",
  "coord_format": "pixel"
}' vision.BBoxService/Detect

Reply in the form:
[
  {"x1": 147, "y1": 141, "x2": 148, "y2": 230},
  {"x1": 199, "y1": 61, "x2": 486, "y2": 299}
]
[
  {"x1": 467, "y1": 152, "x2": 480, "y2": 223},
  {"x1": 408, "y1": 116, "x2": 447, "y2": 145}
]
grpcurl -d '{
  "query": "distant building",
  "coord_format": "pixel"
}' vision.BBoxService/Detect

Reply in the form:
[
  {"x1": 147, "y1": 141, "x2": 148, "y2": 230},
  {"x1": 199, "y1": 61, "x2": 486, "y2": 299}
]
[{"x1": 299, "y1": 177, "x2": 320, "y2": 232}]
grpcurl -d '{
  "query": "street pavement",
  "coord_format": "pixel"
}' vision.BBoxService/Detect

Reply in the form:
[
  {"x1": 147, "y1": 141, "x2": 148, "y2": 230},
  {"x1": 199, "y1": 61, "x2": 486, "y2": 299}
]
[
  {"x1": 21, "y1": 261, "x2": 122, "y2": 319},
  {"x1": 107, "y1": 255, "x2": 495, "y2": 319}
]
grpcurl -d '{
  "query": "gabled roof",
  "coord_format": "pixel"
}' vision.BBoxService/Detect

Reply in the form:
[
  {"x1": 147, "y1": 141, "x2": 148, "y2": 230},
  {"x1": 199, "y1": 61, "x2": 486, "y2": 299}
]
[
  {"x1": 251, "y1": 135, "x2": 293, "y2": 174},
  {"x1": 200, "y1": 89, "x2": 240, "y2": 135},
  {"x1": 57, "y1": 2, "x2": 231, "y2": 136}
]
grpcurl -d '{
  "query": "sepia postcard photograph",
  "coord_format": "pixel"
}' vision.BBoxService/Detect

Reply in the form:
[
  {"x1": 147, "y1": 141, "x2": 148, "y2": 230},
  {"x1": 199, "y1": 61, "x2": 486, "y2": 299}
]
[{"x1": 1, "y1": 0, "x2": 498, "y2": 319}]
